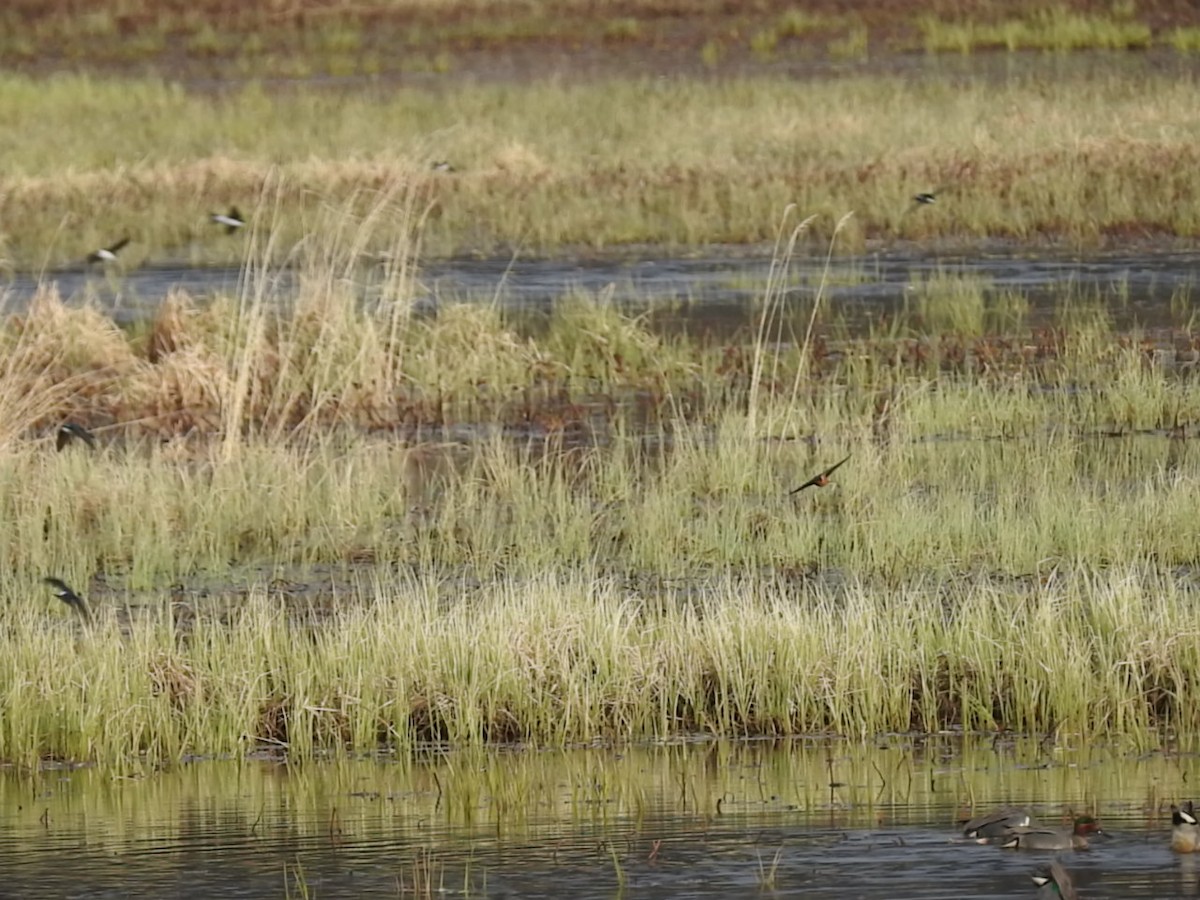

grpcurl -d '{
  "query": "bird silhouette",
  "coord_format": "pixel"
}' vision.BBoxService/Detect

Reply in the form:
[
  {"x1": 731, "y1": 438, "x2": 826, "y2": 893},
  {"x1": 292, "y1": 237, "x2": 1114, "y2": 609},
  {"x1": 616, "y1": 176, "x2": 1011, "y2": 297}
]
[
  {"x1": 912, "y1": 184, "x2": 952, "y2": 207},
  {"x1": 43, "y1": 577, "x2": 93, "y2": 623},
  {"x1": 86, "y1": 236, "x2": 130, "y2": 264},
  {"x1": 209, "y1": 207, "x2": 246, "y2": 235},
  {"x1": 788, "y1": 454, "x2": 851, "y2": 494},
  {"x1": 56, "y1": 422, "x2": 97, "y2": 452}
]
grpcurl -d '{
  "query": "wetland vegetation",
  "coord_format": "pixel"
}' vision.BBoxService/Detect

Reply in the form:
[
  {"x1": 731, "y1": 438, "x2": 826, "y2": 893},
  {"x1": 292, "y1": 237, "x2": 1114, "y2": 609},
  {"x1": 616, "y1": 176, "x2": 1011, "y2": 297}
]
[
  {"x1": 3, "y1": 0, "x2": 1198, "y2": 82},
  {"x1": 3, "y1": 55, "x2": 1200, "y2": 268},
  {"x1": 1, "y1": 203, "x2": 1198, "y2": 765},
  {"x1": 0, "y1": 1, "x2": 1199, "y2": 775}
]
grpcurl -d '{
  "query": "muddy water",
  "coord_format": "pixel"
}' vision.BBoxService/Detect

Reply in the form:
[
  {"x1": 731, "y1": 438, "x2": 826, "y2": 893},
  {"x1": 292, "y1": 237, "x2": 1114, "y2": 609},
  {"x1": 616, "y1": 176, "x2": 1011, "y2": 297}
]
[
  {"x1": 5, "y1": 246, "x2": 1198, "y2": 337},
  {"x1": 1, "y1": 737, "x2": 1197, "y2": 898}
]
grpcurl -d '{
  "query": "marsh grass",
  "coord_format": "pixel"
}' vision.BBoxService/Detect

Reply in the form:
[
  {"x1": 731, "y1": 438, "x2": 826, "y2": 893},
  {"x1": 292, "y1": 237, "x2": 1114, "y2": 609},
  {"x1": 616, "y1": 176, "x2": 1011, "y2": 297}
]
[
  {"x1": 919, "y1": 7, "x2": 1152, "y2": 53},
  {"x1": 1, "y1": 208, "x2": 1199, "y2": 764},
  {"x1": 4, "y1": 0, "x2": 1195, "y2": 87},
  {"x1": 905, "y1": 269, "x2": 989, "y2": 336},
  {"x1": 4, "y1": 69, "x2": 1200, "y2": 268},
  {"x1": 3, "y1": 567, "x2": 1199, "y2": 765}
]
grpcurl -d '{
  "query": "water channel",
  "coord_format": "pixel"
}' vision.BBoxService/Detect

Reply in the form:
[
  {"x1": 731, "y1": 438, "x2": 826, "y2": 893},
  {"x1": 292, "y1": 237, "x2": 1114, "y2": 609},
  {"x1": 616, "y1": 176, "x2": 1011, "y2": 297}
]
[
  {"x1": 4, "y1": 245, "x2": 1198, "y2": 338},
  {"x1": 2, "y1": 737, "x2": 1197, "y2": 898}
]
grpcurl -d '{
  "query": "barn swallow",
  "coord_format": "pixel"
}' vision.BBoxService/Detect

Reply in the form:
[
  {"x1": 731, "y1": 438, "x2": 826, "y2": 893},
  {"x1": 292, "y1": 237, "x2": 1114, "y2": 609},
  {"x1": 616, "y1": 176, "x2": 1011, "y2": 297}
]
[
  {"x1": 56, "y1": 422, "x2": 97, "y2": 452},
  {"x1": 431, "y1": 161, "x2": 456, "y2": 173},
  {"x1": 209, "y1": 207, "x2": 246, "y2": 234},
  {"x1": 86, "y1": 236, "x2": 130, "y2": 264},
  {"x1": 788, "y1": 454, "x2": 850, "y2": 494},
  {"x1": 912, "y1": 184, "x2": 952, "y2": 207},
  {"x1": 43, "y1": 577, "x2": 93, "y2": 623}
]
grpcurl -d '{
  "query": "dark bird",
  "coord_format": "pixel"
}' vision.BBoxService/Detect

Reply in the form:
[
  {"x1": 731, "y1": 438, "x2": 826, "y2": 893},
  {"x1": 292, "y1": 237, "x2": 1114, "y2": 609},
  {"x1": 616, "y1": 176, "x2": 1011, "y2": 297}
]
[
  {"x1": 431, "y1": 160, "x2": 456, "y2": 173},
  {"x1": 56, "y1": 422, "x2": 97, "y2": 452},
  {"x1": 788, "y1": 454, "x2": 851, "y2": 495},
  {"x1": 1001, "y1": 816, "x2": 1105, "y2": 851},
  {"x1": 912, "y1": 184, "x2": 952, "y2": 207},
  {"x1": 210, "y1": 207, "x2": 246, "y2": 234},
  {"x1": 962, "y1": 806, "x2": 1036, "y2": 841},
  {"x1": 86, "y1": 236, "x2": 130, "y2": 264},
  {"x1": 43, "y1": 577, "x2": 93, "y2": 623}
]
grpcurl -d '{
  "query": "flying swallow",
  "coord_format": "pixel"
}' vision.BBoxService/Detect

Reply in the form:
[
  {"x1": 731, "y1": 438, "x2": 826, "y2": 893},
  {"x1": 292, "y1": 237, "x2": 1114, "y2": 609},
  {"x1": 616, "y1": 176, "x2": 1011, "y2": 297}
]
[
  {"x1": 56, "y1": 422, "x2": 97, "y2": 452},
  {"x1": 912, "y1": 184, "x2": 952, "y2": 207},
  {"x1": 431, "y1": 161, "x2": 456, "y2": 173},
  {"x1": 44, "y1": 577, "x2": 93, "y2": 623},
  {"x1": 209, "y1": 207, "x2": 246, "y2": 234},
  {"x1": 788, "y1": 454, "x2": 851, "y2": 494},
  {"x1": 86, "y1": 236, "x2": 130, "y2": 264}
]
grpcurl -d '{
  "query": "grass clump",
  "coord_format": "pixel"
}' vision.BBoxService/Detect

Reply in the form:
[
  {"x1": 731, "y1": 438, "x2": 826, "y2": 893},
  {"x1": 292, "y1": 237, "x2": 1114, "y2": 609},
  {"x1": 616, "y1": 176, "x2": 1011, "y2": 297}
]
[
  {"x1": 1164, "y1": 26, "x2": 1200, "y2": 52},
  {"x1": 919, "y1": 6, "x2": 1153, "y2": 53}
]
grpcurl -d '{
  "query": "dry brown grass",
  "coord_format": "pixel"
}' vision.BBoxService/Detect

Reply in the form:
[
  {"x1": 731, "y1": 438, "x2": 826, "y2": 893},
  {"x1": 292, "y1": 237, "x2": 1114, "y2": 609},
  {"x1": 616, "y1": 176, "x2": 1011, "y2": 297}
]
[{"x1": 5, "y1": 275, "x2": 1198, "y2": 455}]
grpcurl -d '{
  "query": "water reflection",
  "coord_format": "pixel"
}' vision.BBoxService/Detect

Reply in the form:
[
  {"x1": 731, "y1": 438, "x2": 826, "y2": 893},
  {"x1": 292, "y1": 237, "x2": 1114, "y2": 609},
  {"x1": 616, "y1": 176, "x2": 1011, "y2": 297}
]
[{"x1": 2, "y1": 737, "x2": 1200, "y2": 897}]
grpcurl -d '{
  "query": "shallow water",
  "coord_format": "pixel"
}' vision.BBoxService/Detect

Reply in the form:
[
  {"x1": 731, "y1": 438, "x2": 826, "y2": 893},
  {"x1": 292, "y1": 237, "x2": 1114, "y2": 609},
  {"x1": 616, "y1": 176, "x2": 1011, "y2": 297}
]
[
  {"x1": 2, "y1": 737, "x2": 1198, "y2": 898},
  {"x1": 6, "y1": 246, "x2": 1199, "y2": 338}
]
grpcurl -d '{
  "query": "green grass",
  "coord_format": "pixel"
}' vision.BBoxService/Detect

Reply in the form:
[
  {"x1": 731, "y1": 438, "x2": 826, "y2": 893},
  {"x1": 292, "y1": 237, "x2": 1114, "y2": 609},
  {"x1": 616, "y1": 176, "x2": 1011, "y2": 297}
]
[
  {"x1": 2, "y1": 567, "x2": 1198, "y2": 764},
  {"x1": 0, "y1": 208, "x2": 1198, "y2": 763},
  {"x1": 3, "y1": 66, "x2": 1200, "y2": 269},
  {"x1": 919, "y1": 6, "x2": 1153, "y2": 53},
  {"x1": 1165, "y1": 27, "x2": 1200, "y2": 52},
  {"x1": 3, "y1": 0, "x2": 1197, "y2": 87}
]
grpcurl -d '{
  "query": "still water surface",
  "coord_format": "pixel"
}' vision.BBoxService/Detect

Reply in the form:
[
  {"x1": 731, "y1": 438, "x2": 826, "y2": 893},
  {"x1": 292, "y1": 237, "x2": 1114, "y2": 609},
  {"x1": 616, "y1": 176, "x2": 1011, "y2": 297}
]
[
  {"x1": 5, "y1": 246, "x2": 1199, "y2": 337},
  {"x1": 2, "y1": 737, "x2": 1198, "y2": 898}
]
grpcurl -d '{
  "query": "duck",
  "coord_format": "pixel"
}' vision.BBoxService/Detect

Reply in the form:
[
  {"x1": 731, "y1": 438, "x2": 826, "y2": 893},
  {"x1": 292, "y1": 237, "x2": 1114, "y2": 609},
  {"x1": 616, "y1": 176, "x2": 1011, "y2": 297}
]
[
  {"x1": 1031, "y1": 860, "x2": 1078, "y2": 899},
  {"x1": 961, "y1": 806, "x2": 1036, "y2": 841},
  {"x1": 1172, "y1": 801, "x2": 1199, "y2": 853},
  {"x1": 1002, "y1": 816, "x2": 1104, "y2": 851},
  {"x1": 86, "y1": 236, "x2": 130, "y2": 264},
  {"x1": 210, "y1": 207, "x2": 246, "y2": 234}
]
